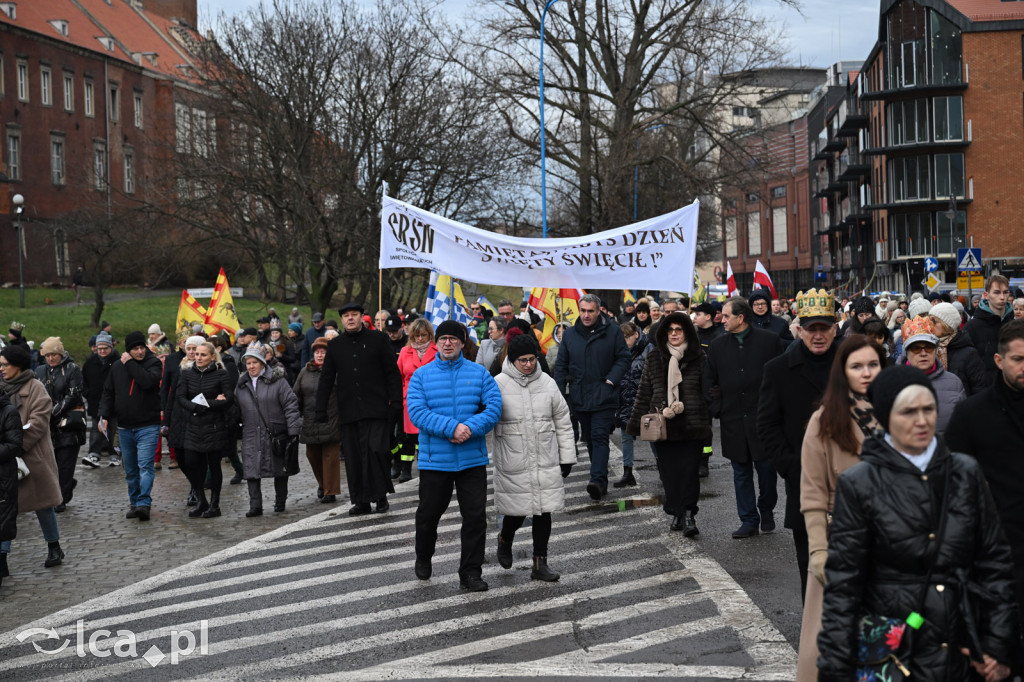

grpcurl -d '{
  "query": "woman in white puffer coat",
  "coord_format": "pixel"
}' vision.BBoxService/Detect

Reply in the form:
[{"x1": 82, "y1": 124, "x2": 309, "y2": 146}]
[{"x1": 493, "y1": 334, "x2": 576, "y2": 582}]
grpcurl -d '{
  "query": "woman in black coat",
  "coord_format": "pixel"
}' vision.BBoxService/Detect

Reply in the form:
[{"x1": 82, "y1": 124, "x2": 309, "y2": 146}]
[
  {"x1": 626, "y1": 312, "x2": 711, "y2": 536},
  {"x1": 817, "y1": 366, "x2": 1016, "y2": 682},
  {"x1": 0, "y1": 389, "x2": 22, "y2": 588},
  {"x1": 175, "y1": 342, "x2": 234, "y2": 518}
]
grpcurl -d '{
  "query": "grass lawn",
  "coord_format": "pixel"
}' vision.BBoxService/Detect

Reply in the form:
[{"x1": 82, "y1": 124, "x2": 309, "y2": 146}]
[{"x1": 2, "y1": 288, "x2": 283, "y2": 363}]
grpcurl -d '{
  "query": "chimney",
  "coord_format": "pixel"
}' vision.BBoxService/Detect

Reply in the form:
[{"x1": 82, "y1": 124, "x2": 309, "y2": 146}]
[{"x1": 138, "y1": 0, "x2": 197, "y2": 27}]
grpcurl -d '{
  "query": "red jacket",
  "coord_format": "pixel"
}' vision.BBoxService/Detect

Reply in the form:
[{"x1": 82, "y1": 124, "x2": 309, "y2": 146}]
[{"x1": 398, "y1": 344, "x2": 437, "y2": 434}]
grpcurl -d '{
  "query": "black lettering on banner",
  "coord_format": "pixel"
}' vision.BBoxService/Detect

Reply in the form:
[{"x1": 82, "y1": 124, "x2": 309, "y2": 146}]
[{"x1": 388, "y1": 212, "x2": 435, "y2": 254}]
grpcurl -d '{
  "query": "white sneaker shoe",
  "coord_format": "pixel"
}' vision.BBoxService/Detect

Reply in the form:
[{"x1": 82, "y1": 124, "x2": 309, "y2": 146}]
[
  {"x1": 81, "y1": 454, "x2": 101, "y2": 468},
  {"x1": 108, "y1": 456, "x2": 122, "y2": 468}
]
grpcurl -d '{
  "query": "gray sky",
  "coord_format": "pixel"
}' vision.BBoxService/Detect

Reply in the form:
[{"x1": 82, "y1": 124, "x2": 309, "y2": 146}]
[{"x1": 199, "y1": 0, "x2": 879, "y2": 70}]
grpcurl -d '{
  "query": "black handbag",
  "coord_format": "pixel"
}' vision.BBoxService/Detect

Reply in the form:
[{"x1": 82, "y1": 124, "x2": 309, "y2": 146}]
[
  {"x1": 253, "y1": 391, "x2": 299, "y2": 477},
  {"x1": 855, "y1": 460, "x2": 951, "y2": 681}
]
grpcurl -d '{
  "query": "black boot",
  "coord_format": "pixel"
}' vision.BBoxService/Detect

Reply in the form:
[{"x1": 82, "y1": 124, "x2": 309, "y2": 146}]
[
  {"x1": 186, "y1": 488, "x2": 198, "y2": 507},
  {"x1": 390, "y1": 448, "x2": 402, "y2": 480},
  {"x1": 44, "y1": 541, "x2": 65, "y2": 568},
  {"x1": 612, "y1": 466, "x2": 636, "y2": 488},
  {"x1": 683, "y1": 510, "x2": 699, "y2": 538},
  {"x1": 698, "y1": 452, "x2": 710, "y2": 478},
  {"x1": 530, "y1": 556, "x2": 560, "y2": 582},
  {"x1": 398, "y1": 460, "x2": 413, "y2": 484},
  {"x1": 1, "y1": 552, "x2": 9, "y2": 578},
  {"x1": 497, "y1": 534, "x2": 513, "y2": 569},
  {"x1": 188, "y1": 490, "x2": 210, "y2": 518},
  {"x1": 203, "y1": 491, "x2": 221, "y2": 518}
]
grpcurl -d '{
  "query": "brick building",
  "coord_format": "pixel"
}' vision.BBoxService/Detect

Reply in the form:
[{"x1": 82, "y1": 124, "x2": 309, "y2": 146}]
[{"x1": 0, "y1": 0, "x2": 203, "y2": 286}]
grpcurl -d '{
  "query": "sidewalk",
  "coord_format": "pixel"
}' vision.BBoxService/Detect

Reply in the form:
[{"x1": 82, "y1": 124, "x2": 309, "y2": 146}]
[{"x1": 0, "y1": 447, "x2": 334, "y2": 631}]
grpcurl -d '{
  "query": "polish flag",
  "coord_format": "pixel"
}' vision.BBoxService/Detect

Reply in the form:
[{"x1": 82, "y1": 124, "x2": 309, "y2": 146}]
[
  {"x1": 726, "y1": 261, "x2": 739, "y2": 297},
  {"x1": 753, "y1": 260, "x2": 778, "y2": 298}
]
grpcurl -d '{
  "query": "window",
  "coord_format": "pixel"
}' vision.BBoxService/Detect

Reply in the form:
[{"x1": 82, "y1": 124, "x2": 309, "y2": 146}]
[
  {"x1": 6, "y1": 131, "x2": 20, "y2": 181},
  {"x1": 747, "y1": 211, "x2": 761, "y2": 255},
  {"x1": 109, "y1": 84, "x2": 119, "y2": 122},
  {"x1": 175, "y1": 103, "x2": 189, "y2": 153},
  {"x1": 84, "y1": 80, "x2": 94, "y2": 117},
  {"x1": 176, "y1": 104, "x2": 216, "y2": 157},
  {"x1": 889, "y1": 155, "x2": 931, "y2": 201},
  {"x1": 936, "y1": 210, "x2": 966, "y2": 255},
  {"x1": 724, "y1": 216, "x2": 738, "y2": 258},
  {"x1": 889, "y1": 212, "x2": 930, "y2": 258},
  {"x1": 933, "y1": 96, "x2": 963, "y2": 141},
  {"x1": 133, "y1": 92, "x2": 143, "y2": 128},
  {"x1": 51, "y1": 138, "x2": 65, "y2": 185},
  {"x1": 770, "y1": 186, "x2": 786, "y2": 199},
  {"x1": 888, "y1": 98, "x2": 929, "y2": 145},
  {"x1": 772, "y1": 206, "x2": 788, "y2": 253},
  {"x1": 124, "y1": 151, "x2": 135, "y2": 194},
  {"x1": 16, "y1": 60, "x2": 27, "y2": 102},
  {"x1": 934, "y1": 153, "x2": 965, "y2": 199},
  {"x1": 93, "y1": 143, "x2": 107, "y2": 190},
  {"x1": 63, "y1": 73, "x2": 73, "y2": 111},
  {"x1": 54, "y1": 229, "x2": 70, "y2": 278},
  {"x1": 930, "y1": 11, "x2": 962, "y2": 85},
  {"x1": 40, "y1": 66, "x2": 51, "y2": 106}
]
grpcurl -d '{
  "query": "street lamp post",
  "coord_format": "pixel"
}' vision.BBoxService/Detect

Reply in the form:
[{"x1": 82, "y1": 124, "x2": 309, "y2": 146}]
[
  {"x1": 539, "y1": 0, "x2": 564, "y2": 239},
  {"x1": 12, "y1": 193, "x2": 24, "y2": 308}
]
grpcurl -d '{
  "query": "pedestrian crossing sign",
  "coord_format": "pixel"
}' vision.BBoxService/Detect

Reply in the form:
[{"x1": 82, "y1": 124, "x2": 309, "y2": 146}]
[{"x1": 957, "y1": 248, "x2": 982, "y2": 272}]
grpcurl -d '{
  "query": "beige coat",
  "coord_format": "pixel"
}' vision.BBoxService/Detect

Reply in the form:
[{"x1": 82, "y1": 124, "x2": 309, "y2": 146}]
[
  {"x1": 796, "y1": 406, "x2": 865, "y2": 682},
  {"x1": 492, "y1": 358, "x2": 576, "y2": 517},
  {"x1": 11, "y1": 377, "x2": 62, "y2": 513}
]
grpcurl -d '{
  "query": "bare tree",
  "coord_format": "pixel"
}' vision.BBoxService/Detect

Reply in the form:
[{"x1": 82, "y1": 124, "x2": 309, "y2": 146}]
[
  {"x1": 165, "y1": 0, "x2": 524, "y2": 313},
  {"x1": 470, "y1": 0, "x2": 792, "y2": 249}
]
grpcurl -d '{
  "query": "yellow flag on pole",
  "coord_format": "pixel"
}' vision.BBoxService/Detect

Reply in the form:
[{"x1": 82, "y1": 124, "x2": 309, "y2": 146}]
[
  {"x1": 176, "y1": 290, "x2": 207, "y2": 337},
  {"x1": 528, "y1": 288, "x2": 581, "y2": 352},
  {"x1": 204, "y1": 268, "x2": 240, "y2": 338}
]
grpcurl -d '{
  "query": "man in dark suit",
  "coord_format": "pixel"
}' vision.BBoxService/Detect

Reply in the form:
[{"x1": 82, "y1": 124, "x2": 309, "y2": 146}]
[
  {"x1": 757, "y1": 289, "x2": 839, "y2": 599},
  {"x1": 704, "y1": 297, "x2": 784, "y2": 538},
  {"x1": 315, "y1": 302, "x2": 403, "y2": 516}
]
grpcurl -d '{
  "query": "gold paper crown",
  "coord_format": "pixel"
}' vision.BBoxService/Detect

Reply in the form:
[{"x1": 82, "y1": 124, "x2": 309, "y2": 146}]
[
  {"x1": 9, "y1": 321, "x2": 25, "y2": 332},
  {"x1": 795, "y1": 289, "x2": 835, "y2": 320}
]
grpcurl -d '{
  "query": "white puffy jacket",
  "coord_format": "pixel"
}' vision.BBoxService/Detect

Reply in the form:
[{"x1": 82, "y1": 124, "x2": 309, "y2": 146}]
[{"x1": 493, "y1": 357, "x2": 577, "y2": 517}]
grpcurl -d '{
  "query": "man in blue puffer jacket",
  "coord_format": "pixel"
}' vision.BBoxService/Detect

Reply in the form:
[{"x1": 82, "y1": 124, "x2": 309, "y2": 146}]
[{"x1": 407, "y1": 320, "x2": 502, "y2": 592}]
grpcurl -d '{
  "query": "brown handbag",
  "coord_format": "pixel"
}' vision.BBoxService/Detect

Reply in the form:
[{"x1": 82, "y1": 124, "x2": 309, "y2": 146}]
[{"x1": 639, "y1": 410, "x2": 667, "y2": 442}]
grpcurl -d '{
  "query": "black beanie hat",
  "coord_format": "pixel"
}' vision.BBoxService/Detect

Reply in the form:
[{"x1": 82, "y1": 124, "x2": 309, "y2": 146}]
[
  {"x1": 747, "y1": 289, "x2": 770, "y2": 306},
  {"x1": 867, "y1": 365, "x2": 937, "y2": 432},
  {"x1": 634, "y1": 302, "x2": 650, "y2": 315},
  {"x1": 0, "y1": 344, "x2": 31, "y2": 371},
  {"x1": 124, "y1": 331, "x2": 147, "y2": 351},
  {"x1": 851, "y1": 296, "x2": 875, "y2": 316},
  {"x1": 435, "y1": 320, "x2": 467, "y2": 344},
  {"x1": 507, "y1": 333, "x2": 538, "y2": 364}
]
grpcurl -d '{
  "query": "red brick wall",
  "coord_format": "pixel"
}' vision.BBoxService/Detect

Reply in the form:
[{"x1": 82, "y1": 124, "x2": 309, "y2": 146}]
[{"x1": 962, "y1": 31, "x2": 1024, "y2": 259}]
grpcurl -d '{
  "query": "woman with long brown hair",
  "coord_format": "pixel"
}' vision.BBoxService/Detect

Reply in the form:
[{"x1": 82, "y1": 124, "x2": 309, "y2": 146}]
[{"x1": 795, "y1": 334, "x2": 885, "y2": 680}]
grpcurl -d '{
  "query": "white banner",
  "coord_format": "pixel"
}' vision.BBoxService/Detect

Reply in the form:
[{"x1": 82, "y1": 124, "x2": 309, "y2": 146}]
[{"x1": 379, "y1": 196, "x2": 700, "y2": 291}]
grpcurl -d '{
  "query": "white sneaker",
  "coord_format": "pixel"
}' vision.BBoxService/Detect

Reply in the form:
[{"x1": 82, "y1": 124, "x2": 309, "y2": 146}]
[
  {"x1": 108, "y1": 456, "x2": 122, "y2": 468},
  {"x1": 81, "y1": 454, "x2": 101, "y2": 468}
]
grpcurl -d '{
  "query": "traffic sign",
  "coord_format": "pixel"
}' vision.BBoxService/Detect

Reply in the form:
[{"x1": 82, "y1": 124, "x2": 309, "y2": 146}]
[
  {"x1": 924, "y1": 257, "x2": 938, "y2": 273},
  {"x1": 957, "y1": 274, "x2": 984, "y2": 290},
  {"x1": 926, "y1": 273, "x2": 942, "y2": 291},
  {"x1": 957, "y1": 248, "x2": 982, "y2": 272}
]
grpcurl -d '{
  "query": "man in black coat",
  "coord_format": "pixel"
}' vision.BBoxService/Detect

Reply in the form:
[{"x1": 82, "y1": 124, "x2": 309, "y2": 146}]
[
  {"x1": 554, "y1": 293, "x2": 631, "y2": 500},
  {"x1": 964, "y1": 274, "x2": 1013, "y2": 388},
  {"x1": 946, "y1": 319, "x2": 1024, "y2": 642},
  {"x1": 704, "y1": 297, "x2": 784, "y2": 538},
  {"x1": 748, "y1": 289, "x2": 793, "y2": 343},
  {"x1": 693, "y1": 303, "x2": 723, "y2": 476},
  {"x1": 757, "y1": 290, "x2": 839, "y2": 599},
  {"x1": 316, "y1": 302, "x2": 403, "y2": 516},
  {"x1": 97, "y1": 331, "x2": 163, "y2": 521},
  {"x1": 81, "y1": 331, "x2": 117, "y2": 466}
]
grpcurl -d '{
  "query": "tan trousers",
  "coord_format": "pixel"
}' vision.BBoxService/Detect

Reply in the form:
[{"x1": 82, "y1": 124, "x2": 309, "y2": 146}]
[{"x1": 305, "y1": 441, "x2": 341, "y2": 496}]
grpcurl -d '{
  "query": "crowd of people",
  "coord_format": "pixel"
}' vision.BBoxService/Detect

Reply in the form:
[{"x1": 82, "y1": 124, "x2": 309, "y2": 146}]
[{"x1": 1, "y1": 277, "x2": 1024, "y2": 680}]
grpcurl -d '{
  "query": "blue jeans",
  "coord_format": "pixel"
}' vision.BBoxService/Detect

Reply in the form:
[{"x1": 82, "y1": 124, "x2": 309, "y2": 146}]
[
  {"x1": 619, "y1": 427, "x2": 634, "y2": 467},
  {"x1": 1, "y1": 508, "x2": 60, "y2": 553},
  {"x1": 731, "y1": 459, "x2": 778, "y2": 526},
  {"x1": 119, "y1": 425, "x2": 160, "y2": 508},
  {"x1": 577, "y1": 409, "x2": 616, "y2": 488}
]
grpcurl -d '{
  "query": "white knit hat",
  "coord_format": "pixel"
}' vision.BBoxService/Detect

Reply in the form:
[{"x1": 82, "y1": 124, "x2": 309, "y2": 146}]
[
  {"x1": 185, "y1": 335, "x2": 206, "y2": 349},
  {"x1": 929, "y1": 302, "x2": 961, "y2": 334},
  {"x1": 907, "y1": 298, "x2": 931, "y2": 320},
  {"x1": 148, "y1": 323, "x2": 162, "y2": 335}
]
